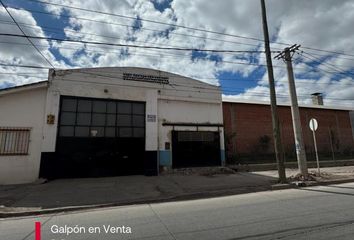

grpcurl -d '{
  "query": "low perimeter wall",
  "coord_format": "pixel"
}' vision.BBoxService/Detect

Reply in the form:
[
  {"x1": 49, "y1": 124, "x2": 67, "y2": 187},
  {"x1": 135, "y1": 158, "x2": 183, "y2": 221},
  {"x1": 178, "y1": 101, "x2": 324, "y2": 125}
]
[{"x1": 229, "y1": 159, "x2": 354, "y2": 172}]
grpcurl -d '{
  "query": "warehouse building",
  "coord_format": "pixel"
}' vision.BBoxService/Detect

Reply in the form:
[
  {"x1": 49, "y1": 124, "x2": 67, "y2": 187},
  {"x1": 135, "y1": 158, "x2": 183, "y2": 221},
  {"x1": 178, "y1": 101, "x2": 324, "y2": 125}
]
[
  {"x1": 223, "y1": 99, "x2": 354, "y2": 164},
  {"x1": 0, "y1": 67, "x2": 224, "y2": 184}
]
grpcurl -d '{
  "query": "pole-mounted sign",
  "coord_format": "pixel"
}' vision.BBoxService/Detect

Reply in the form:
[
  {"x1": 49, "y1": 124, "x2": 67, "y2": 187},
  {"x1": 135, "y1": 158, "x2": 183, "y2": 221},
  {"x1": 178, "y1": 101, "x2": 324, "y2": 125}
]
[{"x1": 309, "y1": 118, "x2": 320, "y2": 175}]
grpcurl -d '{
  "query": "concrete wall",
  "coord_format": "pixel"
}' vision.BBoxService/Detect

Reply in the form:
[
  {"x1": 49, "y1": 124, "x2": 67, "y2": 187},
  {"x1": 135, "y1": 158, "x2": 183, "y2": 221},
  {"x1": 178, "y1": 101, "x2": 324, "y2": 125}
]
[
  {"x1": 43, "y1": 67, "x2": 224, "y2": 168},
  {"x1": 0, "y1": 87, "x2": 47, "y2": 184},
  {"x1": 42, "y1": 71, "x2": 160, "y2": 153},
  {"x1": 158, "y1": 99, "x2": 224, "y2": 167},
  {"x1": 223, "y1": 102, "x2": 354, "y2": 162},
  {"x1": 0, "y1": 67, "x2": 223, "y2": 184}
]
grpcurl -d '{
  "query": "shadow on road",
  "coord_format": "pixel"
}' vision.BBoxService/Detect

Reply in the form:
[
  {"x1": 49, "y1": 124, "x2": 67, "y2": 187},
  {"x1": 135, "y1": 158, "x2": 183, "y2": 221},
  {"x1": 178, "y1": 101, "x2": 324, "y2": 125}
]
[
  {"x1": 325, "y1": 185, "x2": 354, "y2": 190},
  {"x1": 299, "y1": 188, "x2": 354, "y2": 197}
]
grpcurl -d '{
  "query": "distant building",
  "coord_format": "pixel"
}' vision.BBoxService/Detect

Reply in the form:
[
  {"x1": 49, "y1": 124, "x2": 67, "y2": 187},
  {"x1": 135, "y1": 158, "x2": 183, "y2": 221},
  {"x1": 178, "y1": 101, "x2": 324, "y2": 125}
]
[{"x1": 223, "y1": 99, "x2": 354, "y2": 164}]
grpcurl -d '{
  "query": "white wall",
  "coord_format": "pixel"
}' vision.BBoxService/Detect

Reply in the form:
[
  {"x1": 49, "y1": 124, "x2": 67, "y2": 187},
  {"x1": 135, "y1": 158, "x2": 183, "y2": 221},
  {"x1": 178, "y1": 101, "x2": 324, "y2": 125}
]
[
  {"x1": 158, "y1": 99, "x2": 224, "y2": 148},
  {"x1": 0, "y1": 87, "x2": 47, "y2": 184},
  {"x1": 42, "y1": 68, "x2": 160, "y2": 152},
  {"x1": 43, "y1": 67, "x2": 222, "y2": 154},
  {"x1": 0, "y1": 67, "x2": 224, "y2": 184},
  {"x1": 157, "y1": 99, "x2": 224, "y2": 167}
]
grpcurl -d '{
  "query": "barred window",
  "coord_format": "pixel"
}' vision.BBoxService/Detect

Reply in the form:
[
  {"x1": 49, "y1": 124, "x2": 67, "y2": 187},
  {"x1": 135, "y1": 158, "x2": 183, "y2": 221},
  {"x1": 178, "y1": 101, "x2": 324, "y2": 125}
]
[{"x1": 0, "y1": 128, "x2": 30, "y2": 155}]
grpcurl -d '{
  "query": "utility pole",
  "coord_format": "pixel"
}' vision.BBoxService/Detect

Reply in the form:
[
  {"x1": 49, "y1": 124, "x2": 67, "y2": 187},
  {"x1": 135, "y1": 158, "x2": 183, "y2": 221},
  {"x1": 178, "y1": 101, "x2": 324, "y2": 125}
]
[
  {"x1": 260, "y1": 0, "x2": 286, "y2": 183},
  {"x1": 275, "y1": 45, "x2": 308, "y2": 177}
]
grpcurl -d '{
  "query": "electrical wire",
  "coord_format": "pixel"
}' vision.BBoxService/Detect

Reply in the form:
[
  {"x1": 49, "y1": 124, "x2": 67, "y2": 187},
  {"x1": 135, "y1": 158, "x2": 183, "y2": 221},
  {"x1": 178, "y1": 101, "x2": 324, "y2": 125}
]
[
  {"x1": 0, "y1": 19, "x2": 266, "y2": 58},
  {"x1": 5, "y1": 5, "x2": 268, "y2": 51},
  {"x1": 56, "y1": 70, "x2": 354, "y2": 101},
  {"x1": 22, "y1": 0, "x2": 354, "y2": 58},
  {"x1": 302, "y1": 51, "x2": 354, "y2": 75},
  {"x1": 25, "y1": 0, "x2": 266, "y2": 42},
  {"x1": 1, "y1": 39, "x2": 350, "y2": 76},
  {"x1": 0, "y1": 33, "x2": 267, "y2": 53},
  {"x1": 299, "y1": 54, "x2": 354, "y2": 78},
  {"x1": 1, "y1": 72, "x2": 352, "y2": 103},
  {"x1": 1, "y1": 60, "x2": 353, "y2": 87},
  {"x1": 0, "y1": 0, "x2": 55, "y2": 68}
]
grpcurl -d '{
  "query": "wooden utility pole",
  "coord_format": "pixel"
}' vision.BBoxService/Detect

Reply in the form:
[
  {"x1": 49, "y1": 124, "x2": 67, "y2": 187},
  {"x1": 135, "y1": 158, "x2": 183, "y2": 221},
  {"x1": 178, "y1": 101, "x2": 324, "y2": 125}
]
[
  {"x1": 260, "y1": 0, "x2": 286, "y2": 183},
  {"x1": 275, "y1": 45, "x2": 308, "y2": 177}
]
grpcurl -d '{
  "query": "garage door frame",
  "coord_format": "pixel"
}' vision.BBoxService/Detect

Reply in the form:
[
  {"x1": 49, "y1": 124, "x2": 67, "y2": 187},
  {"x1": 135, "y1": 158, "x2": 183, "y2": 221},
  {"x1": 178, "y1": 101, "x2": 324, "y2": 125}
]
[
  {"x1": 53, "y1": 95, "x2": 146, "y2": 178},
  {"x1": 171, "y1": 130, "x2": 221, "y2": 168}
]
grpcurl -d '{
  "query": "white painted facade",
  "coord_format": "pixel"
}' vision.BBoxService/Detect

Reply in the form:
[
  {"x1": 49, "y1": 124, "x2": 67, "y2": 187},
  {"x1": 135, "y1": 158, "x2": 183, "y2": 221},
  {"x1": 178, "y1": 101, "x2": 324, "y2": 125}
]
[
  {"x1": 0, "y1": 83, "x2": 47, "y2": 184},
  {"x1": 0, "y1": 67, "x2": 224, "y2": 184}
]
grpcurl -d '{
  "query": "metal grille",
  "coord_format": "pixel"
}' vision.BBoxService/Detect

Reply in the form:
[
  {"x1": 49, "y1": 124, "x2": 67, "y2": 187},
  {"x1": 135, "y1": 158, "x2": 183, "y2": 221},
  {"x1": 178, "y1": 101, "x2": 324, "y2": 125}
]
[
  {"x1": 123, "y1": 73, "x2": 169, "y2": 84},
  {"x1": 178, "y1": 131, "x2": 216, "y2": 142},
  {"x1": 0, "y1": 128, "x2": 30, "y2": 155}
]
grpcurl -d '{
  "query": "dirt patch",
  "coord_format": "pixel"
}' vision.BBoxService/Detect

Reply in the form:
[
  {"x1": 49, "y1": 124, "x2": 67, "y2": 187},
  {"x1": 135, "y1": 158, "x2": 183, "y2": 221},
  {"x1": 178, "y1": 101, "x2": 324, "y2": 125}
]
[
  {"x1": 161, "y1": 167, "x2": 237, "y2": 176},
  {"x1": 289, "y1": 170, "x2": 350, "y2": 182}
]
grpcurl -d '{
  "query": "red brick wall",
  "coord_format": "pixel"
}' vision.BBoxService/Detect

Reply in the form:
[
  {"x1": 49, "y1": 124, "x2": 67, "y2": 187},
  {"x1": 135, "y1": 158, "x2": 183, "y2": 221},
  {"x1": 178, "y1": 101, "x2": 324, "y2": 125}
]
[{"x1": 223, "y1": 102, "x2": 354, "y2": 160}]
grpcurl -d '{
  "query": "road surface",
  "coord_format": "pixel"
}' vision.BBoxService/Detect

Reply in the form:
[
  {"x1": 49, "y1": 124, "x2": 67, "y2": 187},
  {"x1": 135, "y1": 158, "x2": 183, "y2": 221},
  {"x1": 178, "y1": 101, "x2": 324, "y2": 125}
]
[{"x1": 1, "y1": 183, "x2": 354, "y2": 239}]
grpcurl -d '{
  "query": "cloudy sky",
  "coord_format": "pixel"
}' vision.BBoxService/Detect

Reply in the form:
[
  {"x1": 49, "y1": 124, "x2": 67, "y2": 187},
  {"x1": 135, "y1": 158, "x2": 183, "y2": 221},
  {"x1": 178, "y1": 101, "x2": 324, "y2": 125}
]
[{"x1": 0, "y1": 0, "x2": 353, "y2": 107}]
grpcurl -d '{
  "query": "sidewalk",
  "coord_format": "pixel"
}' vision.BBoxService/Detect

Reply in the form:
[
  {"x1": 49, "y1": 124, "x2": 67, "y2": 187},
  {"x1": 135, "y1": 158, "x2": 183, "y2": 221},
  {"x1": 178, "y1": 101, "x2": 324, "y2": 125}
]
[
  {"x1": 1, "y1": 166, "x2": 354, "y2": 217},
  {"x1": 258, "y1": 166, "x2": 354, "y2": 180}
]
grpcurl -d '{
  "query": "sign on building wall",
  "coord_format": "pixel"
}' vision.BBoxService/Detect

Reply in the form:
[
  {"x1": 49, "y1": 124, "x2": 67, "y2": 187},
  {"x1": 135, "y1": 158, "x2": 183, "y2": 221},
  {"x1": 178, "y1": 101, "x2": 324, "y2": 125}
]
[
  {"x1": 147, "y1": 114, "x2": 157, "y2": 122},
  {"x1": 123, "y1": 73, "x2": 169, "y2": 84}
]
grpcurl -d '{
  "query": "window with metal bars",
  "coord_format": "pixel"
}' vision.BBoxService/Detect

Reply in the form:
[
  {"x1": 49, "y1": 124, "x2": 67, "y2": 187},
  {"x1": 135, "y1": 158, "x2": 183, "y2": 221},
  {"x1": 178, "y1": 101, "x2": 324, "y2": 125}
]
[{"x1": 0, "y1": 128, "x2": 30, "y2": 155}]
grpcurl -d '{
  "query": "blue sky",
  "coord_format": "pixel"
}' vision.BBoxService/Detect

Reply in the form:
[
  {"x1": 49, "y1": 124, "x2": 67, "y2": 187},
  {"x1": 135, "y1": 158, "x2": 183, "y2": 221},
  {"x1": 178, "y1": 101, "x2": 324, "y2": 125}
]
[{"x1": 0, "y1": 0, "x2": 353, "y2": 107}]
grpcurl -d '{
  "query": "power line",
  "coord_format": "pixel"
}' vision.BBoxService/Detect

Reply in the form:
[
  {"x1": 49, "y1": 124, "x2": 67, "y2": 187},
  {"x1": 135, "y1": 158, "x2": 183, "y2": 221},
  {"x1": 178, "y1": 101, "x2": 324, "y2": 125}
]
[
  {"x1": 58, "y1": 70, "x2": 354, "y2": 101},
  {"x1": 46, "y1": 72, "x2": 354, "y2": 101},
  {"x1": 1, "y1": 34, "x2": 349, "y2": 77},
  {"x1": 1, "y1": 0, "x2": 352, "y2": 67},
  {"x1": 0, "y1": 19, "x2": 265, "y2": 57},
  {"x1": 26, "y1": 0, "x2": 265, "y2": 42},
  {"x1": 0, "y1": 66, "x2": 353, "y2": 87},
  {"x1": 295, "y1": 49, "x2": 354, "y2": 62},
  {"x1": 0, "y1": 20, "x2": 267, "y2": 64},
  {"x1": 5, "y1": 5, "x2": 267, "y2": 51},
  {"x1": 299, "y1": 53, "x2": 354, "y2": 78},
  {"x1": 6, "y1": 15, "x2": 354, "y2": 61},
  {"x1": 1, "y1": 38, "x2": 349, "y2": 75},
  {"x1": 0, "y1": 33, "x2": 267, "y2": 53},
  {"x1": 0, "y1": 68, "x2": 353, "y2": 102},
  {"x1": 0, "y1": 72, "x2": 46, "y2": 77},
  {"x1": 22, "y1": 0, "x2": 354, "y2": 58},
  {"x1": 1, "y1": 54, "x2": 353, "y2": 86},
  {"x1": 0, "y1": 63, "x2": 50, "y2": 69},
  {"x1": 0, "y1": 0, "x2": 55, "y2": 68},
  {"x1": 302, "y1": 51, "x2": 354, "y2": 75},
  {"x1": 300, "y1": 46, "x2": 354, "y2": 58},
  {"x1": 0, "y1": 68, "x2": 352, "y2": 88},
  {"x1": 0, "y1": 72, "x2": 46, "y2": 74}
]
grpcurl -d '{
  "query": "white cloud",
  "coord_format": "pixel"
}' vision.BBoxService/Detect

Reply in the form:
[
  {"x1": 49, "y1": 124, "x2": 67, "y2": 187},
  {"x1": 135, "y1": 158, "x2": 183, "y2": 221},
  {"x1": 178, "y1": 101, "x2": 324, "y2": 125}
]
[
  {"x1": 0, "y1": 0, "x2": 353, "y2": 108},
  {"x1": 0, "y1": 7, "x2": 59, "y2": 86}
]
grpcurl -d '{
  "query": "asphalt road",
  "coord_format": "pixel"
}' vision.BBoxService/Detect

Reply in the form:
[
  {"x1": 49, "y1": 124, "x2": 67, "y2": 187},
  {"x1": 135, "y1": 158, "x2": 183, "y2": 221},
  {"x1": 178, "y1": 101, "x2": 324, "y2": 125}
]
[{"x1": 1, "y1": 183, "x2": 354, "y2": 240}]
